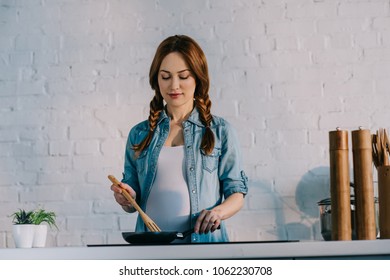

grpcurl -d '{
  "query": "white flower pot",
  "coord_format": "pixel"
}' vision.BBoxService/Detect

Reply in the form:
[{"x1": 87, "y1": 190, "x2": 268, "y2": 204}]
[
  {"x1": 33, "y1": 224, "x2": 48, "y2": 248},
  {"x1": 12, "y1": 224, "x2": 36, "y2": 248}
]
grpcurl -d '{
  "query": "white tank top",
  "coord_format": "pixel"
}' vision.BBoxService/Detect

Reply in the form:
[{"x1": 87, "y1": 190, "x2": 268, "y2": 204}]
[{"x1": 145, "y1": 145, "x2": 191, "y2": 236}]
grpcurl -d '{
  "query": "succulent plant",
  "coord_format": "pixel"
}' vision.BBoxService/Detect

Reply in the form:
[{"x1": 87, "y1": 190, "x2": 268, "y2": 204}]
[{"x1": 10, "y1": 209, "x2": 34, "y2": 225}]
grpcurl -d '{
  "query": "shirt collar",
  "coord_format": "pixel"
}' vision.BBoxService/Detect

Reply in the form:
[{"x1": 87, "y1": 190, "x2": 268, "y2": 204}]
[{"x1": 157, "y1": 106, "x2": 205, "y2": 127}]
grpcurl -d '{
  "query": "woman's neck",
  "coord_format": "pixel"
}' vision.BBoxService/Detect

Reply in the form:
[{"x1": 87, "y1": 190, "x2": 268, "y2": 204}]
[{"x1": 166, "y1": 105, "x2": 194, "y2": 123}]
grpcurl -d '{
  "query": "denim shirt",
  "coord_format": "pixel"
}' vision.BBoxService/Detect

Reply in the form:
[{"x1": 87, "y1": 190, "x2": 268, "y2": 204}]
[{"x1": 122, "y1": 108, "x2": 248, "y2": 243}]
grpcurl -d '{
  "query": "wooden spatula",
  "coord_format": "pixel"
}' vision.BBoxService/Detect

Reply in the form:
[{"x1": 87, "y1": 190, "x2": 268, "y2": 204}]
[{"x1": 108, "y1": 175, "x2": 161, "y2": 232}]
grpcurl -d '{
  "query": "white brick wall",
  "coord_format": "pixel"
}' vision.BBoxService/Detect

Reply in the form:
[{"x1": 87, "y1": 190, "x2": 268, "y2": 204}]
[{"x1": 1, "y1": 0, "x2": 390, "y2": 247}]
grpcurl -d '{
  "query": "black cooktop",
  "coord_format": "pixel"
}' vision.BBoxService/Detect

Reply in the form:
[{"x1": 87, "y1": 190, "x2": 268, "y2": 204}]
[{"x1": 87, "y1": 240, "x2": 299, "y2": 247}]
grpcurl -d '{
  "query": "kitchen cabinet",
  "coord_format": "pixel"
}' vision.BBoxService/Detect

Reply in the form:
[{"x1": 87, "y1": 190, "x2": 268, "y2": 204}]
[{"x1": 1, "y1": 239, "x2": 390, "y2": 259}]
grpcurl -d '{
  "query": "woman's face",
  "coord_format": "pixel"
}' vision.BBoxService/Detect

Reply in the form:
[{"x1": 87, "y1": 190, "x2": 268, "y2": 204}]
[{"x1": 158, "y1": 52, "x2": 196, "y2": 113}]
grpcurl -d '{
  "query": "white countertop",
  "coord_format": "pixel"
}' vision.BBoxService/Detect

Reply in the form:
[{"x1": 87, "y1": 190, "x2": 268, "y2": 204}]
[{"x1": 1, "y1": 240, "x2": 390, "y2": 260}]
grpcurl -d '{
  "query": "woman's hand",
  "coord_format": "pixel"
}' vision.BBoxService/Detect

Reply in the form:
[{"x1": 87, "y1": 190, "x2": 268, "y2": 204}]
[
  {"x1": 110, "y1": 182, "x2": 137, "y2": 213},
  {"x1": 194, "y1": 193, "x2": 245, "y2": 234},
  {"x1": 194, "y1": 209, "x2": 222, "y2": 234}
]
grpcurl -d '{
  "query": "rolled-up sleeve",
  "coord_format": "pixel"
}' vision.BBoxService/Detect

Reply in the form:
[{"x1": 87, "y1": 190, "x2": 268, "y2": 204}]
[
  {"x1": 218, "y1": 121, "x2": 248, "y2": 198},
  {"x1": 122, "y1": 127, "x2": 141, "y2": 194}
]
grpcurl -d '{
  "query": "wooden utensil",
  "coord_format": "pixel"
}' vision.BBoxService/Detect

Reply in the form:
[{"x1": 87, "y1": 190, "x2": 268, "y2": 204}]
[
  {"x1": 372, "y1": 134, "x2": 379, "y2": 168},
  {"x1": 108, "y1": 175, "x2": 161, "y2": 232},
  {"x1": 380, "y1": 128, "x2": 388, "y2": 166},
  {"x1": 378, "y1": 166, "x2": 390, "y2": 239},
  {"x1": 376, "y1": 130, "x2": 383, "y2": 166},
  {"x1": 384, "y1": 129, "x2": 390, "y2": 164}
]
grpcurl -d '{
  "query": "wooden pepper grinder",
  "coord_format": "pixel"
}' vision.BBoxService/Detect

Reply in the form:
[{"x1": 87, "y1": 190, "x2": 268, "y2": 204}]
[
  {"x1": 329, "y1": 128, "x2": 352, "y2": 240},
  {"x1": 352, "y1": 127, "x2": 376, "y2": 240}
]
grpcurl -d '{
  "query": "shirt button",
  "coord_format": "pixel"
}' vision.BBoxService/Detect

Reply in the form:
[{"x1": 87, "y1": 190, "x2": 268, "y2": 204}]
[
  {"x1": 189, "y1": 167, "x2": 194, "y2": 171},
  {"x1": 192, "y1": 189, "x2": 196, "y2": 194}
]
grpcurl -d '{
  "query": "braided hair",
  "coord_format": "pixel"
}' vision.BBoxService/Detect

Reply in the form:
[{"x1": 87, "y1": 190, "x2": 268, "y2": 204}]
[{"x1": 133, "y1": 35, "x2": 215, "y2": 155}]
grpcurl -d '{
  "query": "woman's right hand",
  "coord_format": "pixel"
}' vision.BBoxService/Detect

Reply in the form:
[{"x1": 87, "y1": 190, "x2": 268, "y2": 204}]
[{"x1": 110, "y1": 182, "x2": 137, "y2": 213}]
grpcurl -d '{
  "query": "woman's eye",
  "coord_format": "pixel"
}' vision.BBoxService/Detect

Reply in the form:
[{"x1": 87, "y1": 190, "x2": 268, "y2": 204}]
[
  {"x1": 161, "y1": 76, "x2": 170, "y2": 80},
  {"x1": 179, "y1": 76, "x2": 189, "y2": 80}
]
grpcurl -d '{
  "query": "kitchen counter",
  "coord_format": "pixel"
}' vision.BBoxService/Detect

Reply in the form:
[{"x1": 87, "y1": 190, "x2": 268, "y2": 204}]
[{"x1": 1, "y1": 239, "x2": 390, "y2": 259}]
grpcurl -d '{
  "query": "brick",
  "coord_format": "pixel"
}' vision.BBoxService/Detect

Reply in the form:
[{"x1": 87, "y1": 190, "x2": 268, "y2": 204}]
[
  {"x1": 373, "y1": 17, "x2": 390, "y2": 30},
  {"x1": 299, "y1": 34, "x2": 326, "y2": 51},
  {"x1": 364, "y1": 48, "x2": 390, "y2": 62},
  {"x1": 323, "y1": 79, "x2": 375, "y2": 97},
  {"x1": 69, "y1": 124, "x2": 111, "y2": 140},
  {"x1": 106, "y1": 231, "x2": 126, "y2": 244},
  {"x1": 86, "y1": 168, "x2": 123, "y2": 185},
  {"x1": 249, "y1": 36, "x2": 275, "y2": 53},
  {"x1": 20, "y1": 186, "x2": 68, "y2": 203},
  {"x1": 260, "y1": 50, "x2": 311, "y2": 67},
  {"x1": 49, "y1": 140, "x2": 73, "y2": 156},
  {"x1": 275, "y1": 36, "x2": 299, "y2": 50},
  {"x1": 338, "y1": 2, "x2": 389, "y2": 18},
  {"x1": 319, "y1": 112, "x2": 372, "y2": 131},
  {"x1": 266, "y1": 20, "x2": 316, "y2": 36},
  {"x1": 73, "y1": 155, "x2": 118, "y2": 170},
  {"x1": 0, "y1": 187, "x2": 18, "y2": 202},
  {"x1": 82, "y1": 231, "x2": 106, "y2": 245},
  {"x1": 118, "y1": 214, "x2": 137, "y2": 231},
  {"x1": 272, "y1": 82, "x2": 322, "y2": 98},
  {"x1": 215, "y1": 22, "x2": 266, "y2": 39},
  {"x1": 37, "y1": 171, "x2": 85, "y2": 185},
  {"x1": 101, "y1": 139, "x2": 125, "y2": 157},
  {"x1": 93, "y1": 200, "x2": 123, "y2": 214},
  {"x1": 57, "y1": 233, "x2": 83, "y2": 247},
  {"x1": 258, "y1": 4, "x2": 286, "y2": 21},
  {"x1": 39, "y1": 201, "x2": 90, "y2": 216},
  {"x1": 328, "y1": 33, "x2": 353, "y2": 49},
  {"x1": 75, "y1": 140, "x2": 100, "y2": 155},
  {"x1": 23, "y1": 156, "x2": 72, "y2": 172},
  {"x1": 312, "y1": 49, "x2": 361, "y2": 65},
  {"x1": 286, "y1": 2, "x2": 337, "y2": 19},
  {"x1": 354, "y1": 32, "x2": 380, "y2": 49},
  {"x1": 317, "y1": 18, "x2": 371, "y2": 34},
  {"x1": 0, "y1": 172, "x2": 37, "y2": 186},
  {"x1": 9, "y1": 51, "x2": 33, "y2": 66},
  {"x1": 67, "y1": 215, "x2": 116, "y2": 230}
]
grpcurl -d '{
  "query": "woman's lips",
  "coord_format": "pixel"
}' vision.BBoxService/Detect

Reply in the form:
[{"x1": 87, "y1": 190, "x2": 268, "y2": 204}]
[{"x1": 168, "y1": 93, "x2": 182, "y2": 98}]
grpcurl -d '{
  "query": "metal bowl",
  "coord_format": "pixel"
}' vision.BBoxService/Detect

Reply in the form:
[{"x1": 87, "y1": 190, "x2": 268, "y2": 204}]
[{"x1": 317, "y1": 196, "x2": 378, "y2": 241}]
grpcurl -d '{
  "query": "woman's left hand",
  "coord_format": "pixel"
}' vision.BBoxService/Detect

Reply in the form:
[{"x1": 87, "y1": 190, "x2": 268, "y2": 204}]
[
  {"x1": 194, "y1": 209, "x2": 222, "y2": 234},
  {"x1": 193, "y1": 193, "x2": 245, "y2": 234}
]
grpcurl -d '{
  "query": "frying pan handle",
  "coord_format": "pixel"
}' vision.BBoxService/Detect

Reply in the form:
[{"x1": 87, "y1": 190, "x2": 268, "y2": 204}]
[
  {"x1": 175, "y1": 228, "x2": 194, "y2": 239},
  {"x1": 181, "y1": 228, "x2": 195, "y2": 237},
  {"x1": 177, "y1": 225, "x2": 221, "y2": 239}
]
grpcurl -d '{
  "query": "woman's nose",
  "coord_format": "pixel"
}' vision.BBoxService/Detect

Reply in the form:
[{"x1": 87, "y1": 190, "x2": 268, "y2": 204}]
[{"x1": 171, "y1": 76, "x2": 180, "y2": 90}]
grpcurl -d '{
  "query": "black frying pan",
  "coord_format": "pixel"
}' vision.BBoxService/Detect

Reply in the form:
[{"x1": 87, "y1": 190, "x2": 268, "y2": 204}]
[{"x1": 122, "y1": 228, "x2": 194, "y2": 244}]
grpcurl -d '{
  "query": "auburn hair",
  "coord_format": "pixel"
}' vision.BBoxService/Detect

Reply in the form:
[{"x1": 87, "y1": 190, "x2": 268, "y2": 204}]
[{"x1": 133, "y1": 35, "x2": 215, "y2": 155}]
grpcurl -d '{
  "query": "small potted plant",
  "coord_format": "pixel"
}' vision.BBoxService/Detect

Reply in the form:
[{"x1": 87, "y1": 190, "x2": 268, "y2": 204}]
[
  {"x1": 32, "y1": 208, "x2": 58, "y2": 248},
  {"x1": 10, "y1": 209, "x2": 36, "y2": 248}
]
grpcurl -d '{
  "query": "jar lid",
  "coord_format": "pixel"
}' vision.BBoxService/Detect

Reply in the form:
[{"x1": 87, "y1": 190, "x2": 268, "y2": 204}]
[{"x1": 317, "y1": 198, "x2": 331, "y2": 205}]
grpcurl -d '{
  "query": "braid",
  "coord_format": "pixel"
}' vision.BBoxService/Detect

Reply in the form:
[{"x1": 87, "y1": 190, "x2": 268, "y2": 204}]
[
  {"x1": 132, "y1": 93, "x2": 164, "y2": 154},
  {"x1": 195, "y1": 95, "x2": 215, "y2": 155}
]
